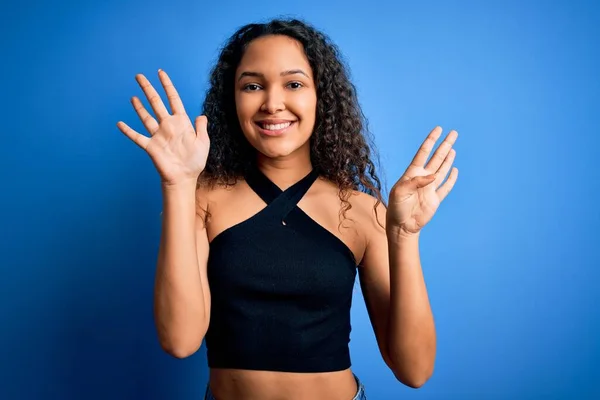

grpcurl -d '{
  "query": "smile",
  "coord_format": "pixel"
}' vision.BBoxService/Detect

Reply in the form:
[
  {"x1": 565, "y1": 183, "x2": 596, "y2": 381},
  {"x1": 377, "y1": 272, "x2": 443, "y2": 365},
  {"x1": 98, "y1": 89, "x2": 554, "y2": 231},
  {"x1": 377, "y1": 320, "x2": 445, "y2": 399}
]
[{"x1": 255, "y1": 121, "x2": 295, "y2": 136}]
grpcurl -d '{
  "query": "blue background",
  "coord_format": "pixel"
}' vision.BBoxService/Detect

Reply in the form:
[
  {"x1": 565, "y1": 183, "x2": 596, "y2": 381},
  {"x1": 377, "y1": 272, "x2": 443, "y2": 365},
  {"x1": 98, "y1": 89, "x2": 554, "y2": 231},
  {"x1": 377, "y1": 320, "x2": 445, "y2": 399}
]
[{"x1": 1, "y1": 0, "x2": 598, "y2": 399}]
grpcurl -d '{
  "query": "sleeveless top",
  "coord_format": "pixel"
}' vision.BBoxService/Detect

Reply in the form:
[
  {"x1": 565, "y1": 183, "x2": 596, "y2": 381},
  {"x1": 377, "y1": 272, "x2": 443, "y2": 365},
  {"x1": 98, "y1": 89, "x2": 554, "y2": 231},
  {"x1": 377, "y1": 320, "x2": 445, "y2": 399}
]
[{"x1": 205, "y1": 167, "x2": 358, "y2": 373}]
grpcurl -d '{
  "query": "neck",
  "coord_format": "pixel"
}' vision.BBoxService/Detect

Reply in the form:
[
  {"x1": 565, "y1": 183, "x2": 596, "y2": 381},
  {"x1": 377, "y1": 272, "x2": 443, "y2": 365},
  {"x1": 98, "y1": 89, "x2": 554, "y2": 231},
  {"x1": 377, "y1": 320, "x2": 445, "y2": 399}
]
[{"x1": 255, "y1": 153, "x2": 313, "y2": 191}]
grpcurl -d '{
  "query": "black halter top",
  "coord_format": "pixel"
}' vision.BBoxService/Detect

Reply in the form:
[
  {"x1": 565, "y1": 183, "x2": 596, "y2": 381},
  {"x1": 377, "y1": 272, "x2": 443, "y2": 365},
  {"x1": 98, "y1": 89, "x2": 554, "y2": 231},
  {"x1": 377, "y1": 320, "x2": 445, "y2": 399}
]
[{"x1": 205, "y1": 167, "x2": 358, "y2": 373}]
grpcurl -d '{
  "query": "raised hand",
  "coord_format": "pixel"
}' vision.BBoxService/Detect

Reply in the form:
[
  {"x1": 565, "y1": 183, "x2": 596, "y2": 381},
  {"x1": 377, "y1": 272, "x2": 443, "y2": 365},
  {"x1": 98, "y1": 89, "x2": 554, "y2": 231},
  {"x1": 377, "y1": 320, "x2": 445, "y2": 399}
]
[
  {"x1": 387, "y1": 126, "x2": 459, "y2": 237},
  {"x1": 117, "y1": 70, "x2": 210, "y2": 186}
]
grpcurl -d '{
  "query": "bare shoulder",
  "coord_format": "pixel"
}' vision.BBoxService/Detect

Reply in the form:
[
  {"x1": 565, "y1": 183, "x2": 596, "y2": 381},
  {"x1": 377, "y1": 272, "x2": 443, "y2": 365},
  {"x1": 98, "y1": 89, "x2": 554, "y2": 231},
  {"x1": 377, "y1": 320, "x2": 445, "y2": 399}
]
[
  {"x1": 345, "y1": 189, "x2": 388, "y2": 235},
  {"x1": 313, "y1": 178, "x2": 387, "y2": 233},
  {"x1": 194, "y1": 174, "x2": 241, "y2": 225}
]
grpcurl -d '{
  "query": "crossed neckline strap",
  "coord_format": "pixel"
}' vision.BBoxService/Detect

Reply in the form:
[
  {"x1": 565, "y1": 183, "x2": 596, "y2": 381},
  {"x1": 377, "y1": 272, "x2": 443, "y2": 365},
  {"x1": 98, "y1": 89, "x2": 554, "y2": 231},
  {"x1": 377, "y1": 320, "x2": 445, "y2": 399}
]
[{"x1": 244, "y1": 166, "x2": 319, "y2": 221}]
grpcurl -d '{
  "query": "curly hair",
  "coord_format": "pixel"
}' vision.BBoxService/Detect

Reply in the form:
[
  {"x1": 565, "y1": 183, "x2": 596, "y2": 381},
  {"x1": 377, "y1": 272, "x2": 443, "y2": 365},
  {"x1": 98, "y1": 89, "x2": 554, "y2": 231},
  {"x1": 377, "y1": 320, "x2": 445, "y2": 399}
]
[{"x1": 200, "y1": 18, "x2": 386, "y2": 226}]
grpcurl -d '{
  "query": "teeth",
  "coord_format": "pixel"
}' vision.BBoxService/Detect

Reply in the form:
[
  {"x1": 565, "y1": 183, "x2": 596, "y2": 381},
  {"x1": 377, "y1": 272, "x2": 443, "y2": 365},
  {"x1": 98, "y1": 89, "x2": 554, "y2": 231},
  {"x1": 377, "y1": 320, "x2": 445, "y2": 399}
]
[{"x1": 262, "y1": 122, "x2": 292, "y2": 130}]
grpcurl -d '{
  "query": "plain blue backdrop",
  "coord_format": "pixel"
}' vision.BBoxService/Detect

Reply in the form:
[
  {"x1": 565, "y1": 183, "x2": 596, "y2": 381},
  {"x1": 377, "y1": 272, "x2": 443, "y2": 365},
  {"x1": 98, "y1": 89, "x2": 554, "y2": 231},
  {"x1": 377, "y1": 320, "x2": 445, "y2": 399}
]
[{"x1": 1, "y1": 0, "x2": 598, "y2": 399}]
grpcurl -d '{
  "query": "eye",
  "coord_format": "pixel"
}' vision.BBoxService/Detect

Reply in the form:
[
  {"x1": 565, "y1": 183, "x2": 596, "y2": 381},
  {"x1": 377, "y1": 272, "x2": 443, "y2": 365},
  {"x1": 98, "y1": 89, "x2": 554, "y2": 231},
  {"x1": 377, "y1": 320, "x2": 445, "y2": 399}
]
[
  {"x1": 287, "y1": 81, "x2": 303, "y2": 90},
  {"x1": 243, "y1": 84, "x2": 262, "y2": 92}
]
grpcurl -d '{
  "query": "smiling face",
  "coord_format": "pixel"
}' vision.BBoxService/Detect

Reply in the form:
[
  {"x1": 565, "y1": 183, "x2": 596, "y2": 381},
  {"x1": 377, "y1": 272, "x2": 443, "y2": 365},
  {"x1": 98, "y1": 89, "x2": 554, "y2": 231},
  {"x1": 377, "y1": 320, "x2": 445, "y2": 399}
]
[{"x1": 234, "y1": 34, "x2": 317, "y2": 162}]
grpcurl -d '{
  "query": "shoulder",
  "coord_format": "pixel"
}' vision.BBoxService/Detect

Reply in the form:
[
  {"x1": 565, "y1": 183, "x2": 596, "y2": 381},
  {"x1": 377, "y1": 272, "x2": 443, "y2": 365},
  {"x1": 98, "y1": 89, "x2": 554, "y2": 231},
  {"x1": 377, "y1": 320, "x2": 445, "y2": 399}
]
[
  {"x1": 317, "y1": 177, "x2": 387, "y2": 242},
  {"x1": 346, "y1": 189, "x2": 388, "y2": 233},
  {"x1": 315, "y1": 177, "x2": 387, "y2": 228},
  {"x1": 195, "y1": 174, "x2": 244, "y2": 220}
]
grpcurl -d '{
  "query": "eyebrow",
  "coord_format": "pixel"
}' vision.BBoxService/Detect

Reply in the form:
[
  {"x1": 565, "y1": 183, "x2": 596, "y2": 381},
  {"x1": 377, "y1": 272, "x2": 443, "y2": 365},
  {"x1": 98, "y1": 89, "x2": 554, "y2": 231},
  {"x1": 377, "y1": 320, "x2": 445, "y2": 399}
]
[{"x1": 237, "y1": 69, "x2": 310, "y2": 81}]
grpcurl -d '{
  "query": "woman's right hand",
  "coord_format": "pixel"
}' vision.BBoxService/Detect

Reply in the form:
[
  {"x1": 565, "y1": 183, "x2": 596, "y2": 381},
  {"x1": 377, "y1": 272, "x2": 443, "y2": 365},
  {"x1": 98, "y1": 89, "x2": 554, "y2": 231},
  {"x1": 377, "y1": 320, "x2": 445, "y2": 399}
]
[{"x1": 117, "y1": 69, "x2": 210, "y2": 187}]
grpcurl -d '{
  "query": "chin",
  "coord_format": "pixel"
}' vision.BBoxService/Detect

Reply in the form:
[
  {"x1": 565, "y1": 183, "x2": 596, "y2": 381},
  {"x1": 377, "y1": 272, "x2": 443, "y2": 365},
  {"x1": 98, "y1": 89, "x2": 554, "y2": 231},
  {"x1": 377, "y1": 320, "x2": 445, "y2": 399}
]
[
  {"x1": 245, "y1": 131, "x2": 312, "y2": 160},
  {"x1": 255, "y1": 143, "x2": 301, "y2": 159}
]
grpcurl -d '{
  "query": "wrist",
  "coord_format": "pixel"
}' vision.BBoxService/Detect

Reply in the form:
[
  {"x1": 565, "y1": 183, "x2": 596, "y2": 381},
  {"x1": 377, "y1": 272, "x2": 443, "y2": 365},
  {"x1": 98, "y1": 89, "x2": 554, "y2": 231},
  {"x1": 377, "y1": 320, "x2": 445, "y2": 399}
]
[
  {"x1": 161, "y1": 181, "x2": 198, "y2": 210},
  {"x1": 161, "y1": 178, "x2": 198, "y2": 194},
  {"x1": 386, "y1": 226, "x2": 421, "y2": 245}
]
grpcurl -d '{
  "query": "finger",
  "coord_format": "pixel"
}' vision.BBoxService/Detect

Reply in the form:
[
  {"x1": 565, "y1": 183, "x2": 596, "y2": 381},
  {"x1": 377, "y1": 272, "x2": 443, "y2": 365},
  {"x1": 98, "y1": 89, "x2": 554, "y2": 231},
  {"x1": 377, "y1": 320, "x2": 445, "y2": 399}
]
[
  {"x1": 135, "y1": 73, "x2": 170, "y2": 121},
  {"x1": 195, "y1": 115, "x2": 209, "y2": 139},
  {"x1": 412, "y1": 174, "x2": 436, "y2": 189},
  {"x1": 426, "y1": 130, "x2": 458, "y2": 172},
  {"x1": 436, "y1": 167, "x2": 458, "y2": 202},
  {"x1": 131, "y1": 96, "x2": 159, "y2": 135},
  {"x1": 116, "y1": 121, "x2": 151, "y2": 150},
  {"x1": 158, "y1": 69, "x2": 187, "y2": 115},
  {"x1": 433, "y1": 148, "x2": 456, "y2": 188},
  {"x1": 408, "y1": 126, "x2": 443, "y2": 169}
]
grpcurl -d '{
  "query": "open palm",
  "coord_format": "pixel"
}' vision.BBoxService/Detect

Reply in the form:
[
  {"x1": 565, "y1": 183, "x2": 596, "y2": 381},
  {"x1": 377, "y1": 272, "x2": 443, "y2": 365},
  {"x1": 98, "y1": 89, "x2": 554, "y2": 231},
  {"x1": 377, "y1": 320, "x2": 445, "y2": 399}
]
[
  {"x1": 387, "y1": 127, "x2": 459, "y2": 236},
  {"x1": 116, "y1": 70, "x2": 210, "y2": 186}
]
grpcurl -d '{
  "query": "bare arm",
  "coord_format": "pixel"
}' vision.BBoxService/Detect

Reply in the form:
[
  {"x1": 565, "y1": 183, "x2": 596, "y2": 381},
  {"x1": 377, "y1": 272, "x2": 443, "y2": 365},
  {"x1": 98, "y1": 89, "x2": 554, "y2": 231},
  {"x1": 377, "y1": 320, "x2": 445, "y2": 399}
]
[
  {"x1": 358, "y1": 196, "x2": 435, "y2": 388},
  {"x1": 386, "y1": 230, "x2": 436, "y2": 387},
  {"x1": 360, "y1": 127, "x2": 458, "y2": 387},
  {"x1": 154, "y1": 180, "x2": 211, "y2": 358},
  {"x1": 115, "y1": 69, "x2": 212, "y2": 358}
]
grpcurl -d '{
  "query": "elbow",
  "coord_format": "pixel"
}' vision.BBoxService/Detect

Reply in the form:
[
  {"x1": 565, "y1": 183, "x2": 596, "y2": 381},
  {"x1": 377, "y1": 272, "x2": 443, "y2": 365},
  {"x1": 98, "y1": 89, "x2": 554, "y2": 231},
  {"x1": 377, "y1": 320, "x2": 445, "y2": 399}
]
[
  {"x1": 157, "y1": 327, "x2": 207, "y2": 359},
  {"x1": 160, "y1": 339, "x2": 202, "y2": 359},
  {"x1": 387, "y1": 351, "x2": 435, "y2": 389},
  {"x1": 387, "y1": 337, "x2": 436, "y2": 388},
  {"x1": 393, "y1": 368, "x2": 433, "y2": 389},
  {"x1": 169, "y1": 348, "x2": 198, "y2": 359},
  {"x1": 154, "y1": 317, "x2": 208, "y2": 359}
]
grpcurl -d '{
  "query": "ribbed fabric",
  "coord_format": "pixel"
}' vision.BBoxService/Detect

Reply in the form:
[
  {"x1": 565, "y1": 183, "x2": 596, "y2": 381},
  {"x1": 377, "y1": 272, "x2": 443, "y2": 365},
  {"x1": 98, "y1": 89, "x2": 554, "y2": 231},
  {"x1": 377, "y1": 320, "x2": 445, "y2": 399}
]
[{"x1": 205, "y1": 166, "x2": 358, "y2": 372}]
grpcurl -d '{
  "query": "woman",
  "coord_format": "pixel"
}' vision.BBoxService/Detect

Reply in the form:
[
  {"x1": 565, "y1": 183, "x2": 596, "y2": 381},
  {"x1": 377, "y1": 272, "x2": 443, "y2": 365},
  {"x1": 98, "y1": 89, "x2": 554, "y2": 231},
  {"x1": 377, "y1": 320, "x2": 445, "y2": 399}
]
[{"x1": 117, "y1": 18, "x2": 458, "y2": 400}]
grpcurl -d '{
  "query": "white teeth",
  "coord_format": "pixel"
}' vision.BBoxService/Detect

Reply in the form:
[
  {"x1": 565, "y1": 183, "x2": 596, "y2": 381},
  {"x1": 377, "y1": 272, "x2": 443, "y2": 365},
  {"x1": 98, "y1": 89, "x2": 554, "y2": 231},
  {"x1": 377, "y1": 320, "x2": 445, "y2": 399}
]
[{"x1": 262, "y1": 122, "x2": 292, "y2": 130}]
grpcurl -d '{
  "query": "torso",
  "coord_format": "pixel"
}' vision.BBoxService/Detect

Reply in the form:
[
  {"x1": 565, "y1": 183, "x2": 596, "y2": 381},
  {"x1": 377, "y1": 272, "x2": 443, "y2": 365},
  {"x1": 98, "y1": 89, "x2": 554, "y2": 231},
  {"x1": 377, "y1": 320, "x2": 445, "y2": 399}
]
[
  {"x1": 205, "y1": 175, "x2": 367, "y2": 263},
  {"x1": 200, "y1": 174, "x2": 374, "y2": 400}
]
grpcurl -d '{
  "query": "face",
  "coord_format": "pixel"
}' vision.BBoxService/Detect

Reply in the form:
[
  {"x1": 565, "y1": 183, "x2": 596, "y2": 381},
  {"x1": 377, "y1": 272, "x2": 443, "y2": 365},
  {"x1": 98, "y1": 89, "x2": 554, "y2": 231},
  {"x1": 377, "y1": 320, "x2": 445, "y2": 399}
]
[{"x1": 235, "y1": 35, "x2": 317, "y2": 161}]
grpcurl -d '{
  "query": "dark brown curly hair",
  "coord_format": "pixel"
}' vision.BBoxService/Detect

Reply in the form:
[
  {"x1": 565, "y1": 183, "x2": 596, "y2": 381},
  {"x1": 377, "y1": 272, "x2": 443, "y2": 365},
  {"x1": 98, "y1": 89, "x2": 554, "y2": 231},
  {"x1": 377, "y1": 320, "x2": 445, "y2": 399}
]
[{"x1": 200, "y1": 18, "x2": 386, "y2": 225}]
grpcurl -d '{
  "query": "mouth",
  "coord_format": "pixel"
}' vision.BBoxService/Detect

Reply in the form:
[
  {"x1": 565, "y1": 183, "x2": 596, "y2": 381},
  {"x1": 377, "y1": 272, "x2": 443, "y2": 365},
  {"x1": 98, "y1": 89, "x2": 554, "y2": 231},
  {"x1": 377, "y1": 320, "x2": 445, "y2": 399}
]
[{"x1": 254, "y1": 120, "x2": 296, "y2": 136}]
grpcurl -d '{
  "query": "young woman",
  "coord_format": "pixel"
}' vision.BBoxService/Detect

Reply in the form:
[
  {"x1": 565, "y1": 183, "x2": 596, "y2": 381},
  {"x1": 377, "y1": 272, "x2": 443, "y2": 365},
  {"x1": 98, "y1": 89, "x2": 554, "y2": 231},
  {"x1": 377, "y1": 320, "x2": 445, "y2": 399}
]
[{"x1": 117, "y1": 18, "x2": 458, "y2": 400}]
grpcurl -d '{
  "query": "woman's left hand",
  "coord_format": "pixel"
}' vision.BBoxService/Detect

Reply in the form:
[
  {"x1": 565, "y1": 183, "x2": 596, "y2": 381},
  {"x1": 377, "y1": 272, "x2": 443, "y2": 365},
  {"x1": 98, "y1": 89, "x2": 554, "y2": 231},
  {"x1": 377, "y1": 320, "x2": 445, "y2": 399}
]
[{"x1": 386, "y1": 126, "x2": 459, "y2": 237}]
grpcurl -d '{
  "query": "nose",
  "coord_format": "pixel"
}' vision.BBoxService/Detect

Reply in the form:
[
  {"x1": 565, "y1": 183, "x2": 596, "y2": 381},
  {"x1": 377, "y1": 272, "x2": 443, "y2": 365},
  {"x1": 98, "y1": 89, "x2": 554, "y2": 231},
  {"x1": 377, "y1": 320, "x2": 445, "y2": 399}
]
[{"x1": 260, "y1": 86, "x2": 285, "y2": 114}]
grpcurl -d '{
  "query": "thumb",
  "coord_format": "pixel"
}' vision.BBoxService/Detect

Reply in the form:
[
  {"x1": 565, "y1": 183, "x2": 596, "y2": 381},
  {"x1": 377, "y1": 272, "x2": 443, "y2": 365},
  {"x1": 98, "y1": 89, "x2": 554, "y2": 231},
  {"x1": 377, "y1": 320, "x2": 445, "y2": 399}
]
[
  {"x1": 195, "y1": 115, "x2": 208, "y2": 135},
  {"x1": 411, "y1": 174, "x2": 436, "y2": 189}
]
